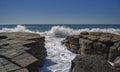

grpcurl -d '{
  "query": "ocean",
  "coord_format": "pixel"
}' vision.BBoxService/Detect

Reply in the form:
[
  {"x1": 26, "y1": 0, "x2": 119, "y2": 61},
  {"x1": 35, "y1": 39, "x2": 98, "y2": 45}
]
[
  {"x1": 0, "y1": 24, "x2": 120, "y2": 72},
  {"x1": 0, "y1": 24, "x2": 120, "y2": 32}
]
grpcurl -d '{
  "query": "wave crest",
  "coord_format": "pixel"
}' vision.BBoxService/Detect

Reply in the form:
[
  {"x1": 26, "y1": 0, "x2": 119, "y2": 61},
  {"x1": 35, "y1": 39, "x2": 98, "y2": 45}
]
[
  {"x1": 0, "y1": 25, "x2": 120, "y2": 37},
  {"x1": 45, "y1": 26, "x2": 120, "y2": 37},
  {"x1": 46, "y1": 26, "x2": 75, "y2": 37},
  {"x1": 0, "y1": 25, "x2": 32, "y2": 32}
]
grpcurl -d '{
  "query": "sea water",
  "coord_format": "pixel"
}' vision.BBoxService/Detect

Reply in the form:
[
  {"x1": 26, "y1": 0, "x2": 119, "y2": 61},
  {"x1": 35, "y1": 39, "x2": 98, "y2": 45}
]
[{"x1": 0, "y1": 24, "x2": 120, "y2": 72}]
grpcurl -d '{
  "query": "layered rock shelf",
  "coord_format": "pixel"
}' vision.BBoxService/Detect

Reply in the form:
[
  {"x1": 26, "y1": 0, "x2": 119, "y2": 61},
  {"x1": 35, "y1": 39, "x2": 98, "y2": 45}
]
[
  {"x1": 62, "y1": 31, "x2": 120, "y2": 72},
  {"x1": 0, "y1": 32, "x2": 47, "y2": 72}
]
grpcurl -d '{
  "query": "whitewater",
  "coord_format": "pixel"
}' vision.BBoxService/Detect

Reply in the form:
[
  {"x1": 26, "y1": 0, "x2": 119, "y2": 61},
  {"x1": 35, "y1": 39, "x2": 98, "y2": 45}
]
[{"x1": 0, "y1": 25, "x2": 120, "y2": 72}]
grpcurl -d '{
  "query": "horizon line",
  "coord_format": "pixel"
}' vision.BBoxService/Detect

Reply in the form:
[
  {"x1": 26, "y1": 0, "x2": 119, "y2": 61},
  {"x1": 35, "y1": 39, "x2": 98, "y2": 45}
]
[{"x1": 0, "y1": 23, "x2": 120, "y2": 25}]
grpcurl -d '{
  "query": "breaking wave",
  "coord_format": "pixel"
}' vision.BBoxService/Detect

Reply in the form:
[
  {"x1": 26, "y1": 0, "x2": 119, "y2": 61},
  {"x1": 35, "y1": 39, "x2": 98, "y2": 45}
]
[
  {"x1": 0, "y1": 25, "x2": 120, "y2": 37},
  {"x1": 0, "y1": 25, "x2": 32, "y2": 32},
  {"x1": 44, "y1": 26, "x2": 120, "y2": 37},
  {"x1": 0, "y1": 25, "x2": 119, "y2": 72}
]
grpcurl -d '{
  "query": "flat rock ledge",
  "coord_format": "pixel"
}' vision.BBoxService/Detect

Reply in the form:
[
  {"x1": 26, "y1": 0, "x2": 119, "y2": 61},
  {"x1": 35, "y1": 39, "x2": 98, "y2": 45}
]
[
  {"x1": 62, "y1": 31, "x2": 120, "y2": 72},
  {"x1": 0, "y1": 32, "x2": 47, "y2": 72}
]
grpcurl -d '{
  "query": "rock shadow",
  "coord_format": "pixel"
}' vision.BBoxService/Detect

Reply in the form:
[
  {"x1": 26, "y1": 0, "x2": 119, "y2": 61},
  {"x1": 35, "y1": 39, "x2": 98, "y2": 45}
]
[{"x1": 39, "y1": 59, "x2": 57, "y2": 72}]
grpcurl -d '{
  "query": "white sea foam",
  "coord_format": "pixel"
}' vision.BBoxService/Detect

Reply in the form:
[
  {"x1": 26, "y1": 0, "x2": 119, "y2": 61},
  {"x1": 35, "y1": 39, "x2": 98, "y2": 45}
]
[
  {"x1": 0, "y1": 25, "x2": 32, "y2": 32},
  {"x1": 41, "y1": 37, "x2": 76, "y2": 72},
  {"x1": 0, "y1": 25, "x2": 119, "y2": 72},
  {"x1": 0, "y1": 25, "x2": 120, "y2": 36},
  {"x1": 41, "y1": 26, "x2": 120, "y2": 37}
]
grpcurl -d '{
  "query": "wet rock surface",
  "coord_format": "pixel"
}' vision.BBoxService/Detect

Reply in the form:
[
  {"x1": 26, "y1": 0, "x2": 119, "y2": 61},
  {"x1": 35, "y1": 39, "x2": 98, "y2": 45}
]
[
  {"x1": 62, "y1": 31, "x2": 120, "y2": 72},
  {"x1": 0, "y1": 32, "x2": 47, "y2": 72}
]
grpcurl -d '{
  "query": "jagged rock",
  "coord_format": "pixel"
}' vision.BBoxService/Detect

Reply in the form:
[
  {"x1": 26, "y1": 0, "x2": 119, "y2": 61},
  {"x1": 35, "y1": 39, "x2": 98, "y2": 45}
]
[
  {"x1": 62, "y1": 32, "x2": 120, "y2": 61},
  {"x1": 80, "y1": 39, "x2": 93, "y2": 54},
  {"x1": 63, "y1": 35, "x2": 80, "y2": 53},
  {"x1": 62, "y1": 31, "x2": 120, "y2": 71},
  {"x1": 114, "y1": 56, "x2": 120, "y2": 72},
  {"x1": 70, "y1": 55, "x2": 118, "y2": 72},
  {"x1": 80, "y1": 39, "x2": 106, "y2": 55},
  {"x1": 109, "y1": 46, "x2": 119, "y2": 62},
  {"x1": 0, "y1": 32, "x2": 47, "y2": 72},
  {"x1": 108, "y1": 42, "x2": 120, "y2": 62}
]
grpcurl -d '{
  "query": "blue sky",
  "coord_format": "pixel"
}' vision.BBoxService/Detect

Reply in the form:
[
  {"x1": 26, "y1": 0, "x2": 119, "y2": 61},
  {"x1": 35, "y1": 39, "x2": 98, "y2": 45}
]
[{"x1": 0, "y1": 0, "x2": 120, "y2": 24}]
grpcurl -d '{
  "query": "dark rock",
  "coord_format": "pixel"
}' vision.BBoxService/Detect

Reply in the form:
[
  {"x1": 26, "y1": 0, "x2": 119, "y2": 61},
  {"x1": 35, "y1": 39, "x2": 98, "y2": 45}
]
[
  {"x1": 108, "y1": 42, "x2": 120, "y2": 62},
  {"x1": 0, "y1": 36, "x2": 7, "y2": 40},
  {"x1": 80, "y1": 31, "x2": 89, "y2": 35},
  {"x1": 70, "y1": 55, "x2": 118, "y2": 72},
  {"x1": 114, "y1": 56, "x2": 120, "y2": 72},
  {"x1": 109, "y1": 46, "x2": 119, "y2": 62},
  {"x1": 0, "y1": 32, "x2": 47, "y2": 72}
]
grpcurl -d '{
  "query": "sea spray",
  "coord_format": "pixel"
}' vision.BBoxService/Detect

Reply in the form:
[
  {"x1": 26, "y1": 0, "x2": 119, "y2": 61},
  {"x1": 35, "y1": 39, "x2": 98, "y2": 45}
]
[
  {"x1": 0, "y1": 25, "x2": 32, "y2": 32},
  {"x1": 0, "y1": 25, "x2": 120, "y2": 35},
  {"x1": 40, "y1": 26, "x2": 120, "y2": 37},
  {"x1": 40, "y1": 37, "x2": 76, "y2": 72}
]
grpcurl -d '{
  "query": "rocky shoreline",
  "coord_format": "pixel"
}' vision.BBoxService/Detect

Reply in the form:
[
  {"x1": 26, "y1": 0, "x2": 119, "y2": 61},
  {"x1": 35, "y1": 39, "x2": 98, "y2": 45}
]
[
  {"x1": 0, "y1": 32, "x2": 47, "y2": 72},
  {"x1": 0, "y1": 31, "x2": 120, "y2": 72},
  {"x1": 62, "y1": 31, "x2": 120, "y2": 72}
]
